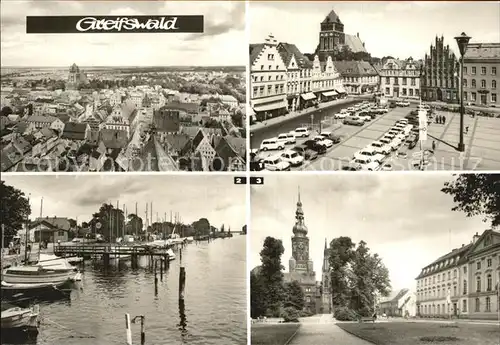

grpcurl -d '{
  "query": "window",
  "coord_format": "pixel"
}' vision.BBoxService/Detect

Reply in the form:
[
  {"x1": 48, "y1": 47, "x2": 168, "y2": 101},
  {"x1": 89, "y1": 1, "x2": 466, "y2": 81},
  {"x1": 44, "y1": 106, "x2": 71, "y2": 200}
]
[
  {"x1": 463, "y1": 79, "x2": 467, "y2": 87},
  {"x1": 486, "y1": 297, "x2": 491, "y2": 312},
  {"x1": 462, "y1": 300, "x2": 467, "y2": 312},
  {"x1": 267, "y1": 54, "x2": 274, "y2": 60},
  {"x1": 493, "y1": 67, "x2": 497, "y2": 76},
  {"x1": 472, "y1": 67, "x2": 476, "y2": 74},
  {"x1": 448, "y1": 272, "x2": 451, "y2": 280},
  {"x1": 487, "y1": 274, "x2": 492, "y2": 291},
  {"x1": 476, "y1": 276, "x2": 481, "y2": 292},
  {"x1": 487, "y1": 258, "x2": 492, "y2": 267},
  {"x1": 433, "y1": 276, "x2": 436, "y2": 283},
  {"x1": 463, "y1": 280, "x2": 467, "y2": 294},
  {"x1": 385, "y1": 87, "x2": 390, "y2": 94},
  {"x1": 454, "y1": 269, "x2": 457, "y2": 278},
  {"x1": 463, "y1": 266, "x2": 467, "y2": 274},
  {"x1": 477, "y1": 261, "x2": 481, "y2": 270},
  {"x1": 464, "y1": 66, "x2": 468, "y2": 74},
  {"x1": 471, "y1": 79, "x2": 476, "y2": 88},
  {"x1": 385, "y1": 77, "x2": 390, "y2": 84},
  {"x1": 453, "y1": 285, "x2": 457, "y2": 296},
  {"x1": 475, "y1": 298, "x2": 480, "y2": 312},
  {"x1": 481, "y1": 80, "x2": 486, "y2": 88},
  {"x1": 493, "y1": 94, "x2": 497, "y2": 103},
  {"x1": 481, "y1": 67, "x2": 486, "y2": 75},
  {"x1": 464, "y1": 92, "x2": 468, "y2": 101},
  {"x1": 471, "y1": 92, "x2": 477, "y2": 101},
  {"x1": 493, "y1": 80, "x2": 497, "y2": 89}
]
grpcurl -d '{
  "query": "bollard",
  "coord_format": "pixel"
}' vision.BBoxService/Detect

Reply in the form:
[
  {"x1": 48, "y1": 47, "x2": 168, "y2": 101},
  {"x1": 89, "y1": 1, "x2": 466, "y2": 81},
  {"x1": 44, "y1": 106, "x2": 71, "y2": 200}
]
[
  {"x1": 154, "y1": 260, "x2": 158, "y2": 296},
  {"x1": 140, "y1": 316, "x2": 146, "y2": 345},
  {"x1": 179, "y1": 266, "x2": 186, "y2": 300},
  {"x1": 179, "y1": 249, "x2": 182, "y2": 262},
  {"x1": 125, "y1": 313, "x2": 132, "y2": 345},
  {"x1": 160, "y1": 259, "x2": 163, "y2": 281}
]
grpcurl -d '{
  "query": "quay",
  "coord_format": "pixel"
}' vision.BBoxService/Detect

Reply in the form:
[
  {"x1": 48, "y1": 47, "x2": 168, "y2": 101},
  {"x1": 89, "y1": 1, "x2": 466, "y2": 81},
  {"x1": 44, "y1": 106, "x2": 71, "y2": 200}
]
[{"x1": 53, "y1": 244, "x2": 173, "y2": 257}]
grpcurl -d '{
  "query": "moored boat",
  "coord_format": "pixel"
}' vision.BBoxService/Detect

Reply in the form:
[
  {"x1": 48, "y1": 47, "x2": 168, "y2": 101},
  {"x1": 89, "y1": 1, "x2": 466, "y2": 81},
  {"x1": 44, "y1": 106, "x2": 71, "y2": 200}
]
[
  {"x1": 1, "y1": 303, "x2": 40, "y2": 332},
  {"x1": 2, "y1": 265, "x2": 77, "y2": 285}
]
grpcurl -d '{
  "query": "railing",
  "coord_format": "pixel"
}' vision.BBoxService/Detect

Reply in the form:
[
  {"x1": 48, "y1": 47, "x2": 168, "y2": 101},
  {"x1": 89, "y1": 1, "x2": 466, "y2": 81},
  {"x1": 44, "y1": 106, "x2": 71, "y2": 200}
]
[{"x1": 54, "y1": 244, "x2": 171, "y2": 256}]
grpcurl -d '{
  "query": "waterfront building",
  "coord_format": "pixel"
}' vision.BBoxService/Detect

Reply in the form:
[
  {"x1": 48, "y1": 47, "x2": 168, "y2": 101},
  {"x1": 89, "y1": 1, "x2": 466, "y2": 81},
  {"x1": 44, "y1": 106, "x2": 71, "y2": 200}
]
[
  {"x1": 333, "y1": 61, "x2": 378, "y2": 94},
  {"x1": 420, "y1": 36, "x2": 459, "y2": 103},
  {"x1": 416, "y1": 229, "x2": 500, "y2": 320},
  {"x1": 463, "y1": 43, "x2": 500, "y2": 107},
  {"x1": 316, "y1": 9, "x2": 368, "y2": 61},
  {"x1": 284, "y1": 190, "x2": 317, "y2": 314},
  {"x1": 249, "y1": 34, "x2": 288, "y2": 121},
  {"x1": 379, "y1": 58, "x2": 422, "y2": 99}
]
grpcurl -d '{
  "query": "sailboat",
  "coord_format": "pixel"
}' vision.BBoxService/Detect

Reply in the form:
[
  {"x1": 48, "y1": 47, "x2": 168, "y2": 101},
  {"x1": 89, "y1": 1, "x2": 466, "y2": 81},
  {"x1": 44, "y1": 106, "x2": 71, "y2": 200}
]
[{"x1": 1, "y1": 303, "x2": 40, "y2": 333}]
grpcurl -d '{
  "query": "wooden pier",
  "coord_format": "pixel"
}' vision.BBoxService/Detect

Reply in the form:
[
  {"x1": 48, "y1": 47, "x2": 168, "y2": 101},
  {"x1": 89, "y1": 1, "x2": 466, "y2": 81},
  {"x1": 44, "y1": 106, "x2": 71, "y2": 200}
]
[{"x1": 54, "y1": 244, "x2": 172, "y2": 257}]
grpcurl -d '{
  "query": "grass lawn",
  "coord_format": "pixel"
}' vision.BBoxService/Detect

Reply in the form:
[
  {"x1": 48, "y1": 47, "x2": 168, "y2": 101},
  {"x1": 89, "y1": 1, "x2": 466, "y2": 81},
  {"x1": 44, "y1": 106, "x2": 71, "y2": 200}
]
[
  {"x1": 337, "y1": 322, "x2": 500, "y2": 345},
  {"x1": 251, "y1": 323, "x2": 300, "y2": 345}
]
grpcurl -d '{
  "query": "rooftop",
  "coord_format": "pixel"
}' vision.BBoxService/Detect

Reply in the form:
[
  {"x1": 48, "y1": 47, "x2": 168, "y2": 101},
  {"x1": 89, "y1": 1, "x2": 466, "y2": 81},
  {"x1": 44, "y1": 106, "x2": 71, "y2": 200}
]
[{"x1": 464, "y1": 43, "x2": 500, "y2": 60}]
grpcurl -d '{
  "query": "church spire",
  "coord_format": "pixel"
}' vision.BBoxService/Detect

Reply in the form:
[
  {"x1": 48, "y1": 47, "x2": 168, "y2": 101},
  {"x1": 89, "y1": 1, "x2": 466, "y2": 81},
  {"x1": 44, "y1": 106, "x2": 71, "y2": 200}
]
[
  {"x1": 324, "y1": 238, "x2": 327, "y2": 250},
  {"x1": 293, "y1": 186, "x2": 308, "y2": 236}
]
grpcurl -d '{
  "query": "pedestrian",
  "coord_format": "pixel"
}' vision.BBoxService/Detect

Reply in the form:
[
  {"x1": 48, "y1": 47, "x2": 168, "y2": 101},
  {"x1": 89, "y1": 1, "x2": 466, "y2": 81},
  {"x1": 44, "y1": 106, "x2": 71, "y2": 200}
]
[
  {"x1": 465, "y1": 126, "x2": 469, "y2": 134},
  {"x1": 435, "y1": 116, "x2": 439, "y2": 124},
  {"x1": 443, "y1": 116, "x2": 446, "y2": 125},
  {"x1": 432, "y1": 140, "x2": 436, "y2": 152}
]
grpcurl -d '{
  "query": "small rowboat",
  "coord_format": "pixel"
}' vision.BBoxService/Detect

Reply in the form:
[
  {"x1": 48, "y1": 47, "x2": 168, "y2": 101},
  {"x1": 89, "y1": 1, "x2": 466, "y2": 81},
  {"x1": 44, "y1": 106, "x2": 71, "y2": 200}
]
[{"x1": 1, "y1": 303, "x2": 40, "y2": 332}]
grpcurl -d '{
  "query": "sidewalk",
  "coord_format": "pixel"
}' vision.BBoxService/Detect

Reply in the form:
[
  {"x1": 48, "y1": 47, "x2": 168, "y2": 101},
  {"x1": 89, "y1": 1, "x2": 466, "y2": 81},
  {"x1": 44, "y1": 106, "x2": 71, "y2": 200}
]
[{"x1": 250, "y1": 97, "x2": 359, "y2": 132}]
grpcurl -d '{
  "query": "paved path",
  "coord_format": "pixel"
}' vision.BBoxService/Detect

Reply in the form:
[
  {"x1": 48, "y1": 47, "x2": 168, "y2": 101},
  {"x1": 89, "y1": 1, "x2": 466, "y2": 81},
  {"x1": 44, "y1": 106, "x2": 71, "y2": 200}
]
[{"x1": 288, "y1": 315, "x2": 373, "y2": 345}]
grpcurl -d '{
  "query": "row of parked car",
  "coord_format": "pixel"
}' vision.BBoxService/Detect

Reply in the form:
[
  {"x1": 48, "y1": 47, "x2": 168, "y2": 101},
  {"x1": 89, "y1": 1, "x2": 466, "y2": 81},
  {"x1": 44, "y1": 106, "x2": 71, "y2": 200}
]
[
  {"x1": 334, "y1": 102, "x2": 390, "y2": 126},
  {"x1": 343, "y1": 118, "x2": 417, "y2": 171}
]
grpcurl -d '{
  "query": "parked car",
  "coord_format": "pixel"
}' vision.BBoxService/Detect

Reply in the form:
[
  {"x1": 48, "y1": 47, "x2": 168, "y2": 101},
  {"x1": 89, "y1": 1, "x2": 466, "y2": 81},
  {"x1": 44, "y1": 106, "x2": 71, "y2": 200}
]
[
  {"x1": 250, "y1": 159, "x2": 265, "y2": 171},
  {"x1": 280, "y1": 150, "x2": 304, "y2": 167},
  {"x1": 354, "y1": 147, "x2": 385, "y2": 164},
  {"x1": 303, "y1": 139, "x2": 327, "y2": 154},
  {"x1": 350, "y1": 157, "x2": 380, "y2": 171},
  {"x1": 313, "y1": 135, "x2": 333, "y2": 148},
  {"x1": 359, "y1": 110, "x2": 376, "y2": 119},
  {"x1": 334, "y1": 112, "x2": 348, "y2": 119},
  {"x1": 342, "y1": 162, "x2": 362, "y2": 171},
  {"x1": 293, "y1": 127, "x2": 310, "y2": 138},
  {"x1": 371, "y1": 141, "x2": 392, "y2": 155},
  {"x1": 277, "y1": 133, "x2": 292, "y2": 145},
  {"x1": 357, "y1": 112, "x2": 372, "y2": 122},
  {"x1": 262, "y1": 154, "x2": 291, "y2": 171},
  {"x1": 343, "y1": 116, "x2": 364, "y2": 126},
  {"x1": 260, "y1": 138, "x2": 284, "y2": 151},
  {"x1": 319, "y1": 131, "x2": 341, "y2": 144},
  {"x1": 292, "y1": 144, "x2": 318, "y2": 160}
]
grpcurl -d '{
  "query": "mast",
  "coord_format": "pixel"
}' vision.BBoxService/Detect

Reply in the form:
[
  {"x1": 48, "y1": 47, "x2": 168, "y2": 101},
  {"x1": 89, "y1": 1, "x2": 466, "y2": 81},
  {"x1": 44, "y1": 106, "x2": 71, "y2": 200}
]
[
  {"x1": 37, "y1": 197, "x2": 43, "y2": 262},
  {"x1": 24, "y1": 193, "x2": 31, "y2": 263},
  {"x1": 135, "y1": 202, "x2": 138, "y2": 238}
]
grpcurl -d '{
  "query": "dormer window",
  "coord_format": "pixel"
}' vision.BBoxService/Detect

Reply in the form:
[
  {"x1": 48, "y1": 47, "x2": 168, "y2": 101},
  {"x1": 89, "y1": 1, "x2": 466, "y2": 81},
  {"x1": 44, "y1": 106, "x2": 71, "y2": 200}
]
[{"x1": 268, "y1": 54, "x2": 274, "y2": 61}]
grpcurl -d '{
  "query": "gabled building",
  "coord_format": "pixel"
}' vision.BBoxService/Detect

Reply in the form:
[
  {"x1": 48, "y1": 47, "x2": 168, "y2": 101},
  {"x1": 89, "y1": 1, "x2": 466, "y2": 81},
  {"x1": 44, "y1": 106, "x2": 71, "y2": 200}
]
[
  {"x1": 379, "y1": 288, "x2": 417, "y2": 317},
  {"x1": 61, "y1": 122, "x2": 90, "y2": 141},
  {"x1": 380, "y1": 58, "x2": 422, "y2": 99},
  {"x1": 31, "y1": 216, "x2": 73, "y2": 242},
  {"x1": 333, "y1": 60, "x2": 378, "y2": 94},
  {"x1": 249, "y1": 34, "x2": 288, "y2": 121},
  {"x1": 25, "y1": 115, "x2": 65, "y2": 133}
]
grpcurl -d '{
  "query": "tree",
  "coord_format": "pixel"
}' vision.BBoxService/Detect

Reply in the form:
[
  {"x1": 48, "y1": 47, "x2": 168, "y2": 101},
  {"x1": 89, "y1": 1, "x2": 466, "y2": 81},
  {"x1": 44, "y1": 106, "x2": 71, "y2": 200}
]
[
  {"x1": 329, "y1": 236, "x2": 355, "y2": 308},
  {"x1": 250, "y1": 271, "x2": 266, "y2": 318},
  {"x1": 1, "y1": 106, "x2": 13, "y2": 117},
  {"x1": 68, "y1": 218, "x2": 77, "y2": 229},
  {"x1": 126, "y1": 213, "x2": 144, "y2": 235},
  {"x1": 284, "y1": 280, "x2": 305, "y2": 310},
  {"x1": 192, "y1": 218, "x2": 210, "y2": 236},
  {"x1": 0, "y1": 181, "x2": 31, "y2": 245},
  {"x1": 91, "y1": 203, "x2": 125, "y2": 240},
  {"x1": 259, "y1": 236, "x2": 285, "y2": 316},
  {"x1": 441, "y1": 174, "x2": 500, "y2": 227}
]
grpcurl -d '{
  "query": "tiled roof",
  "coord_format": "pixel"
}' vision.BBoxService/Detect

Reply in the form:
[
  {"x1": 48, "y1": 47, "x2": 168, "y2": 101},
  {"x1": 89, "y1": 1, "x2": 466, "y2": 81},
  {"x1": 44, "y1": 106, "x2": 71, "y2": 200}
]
[
  {"x1": 277, "y1": 43, "x2": 313, "y2": 69},
  {"x1": 250, "y1": 43, "x2": 265, "y2": 66},
  {"x1": 99, "y1": 128, "x2": 128, "y2": 149},
  {"x1": 62, "y1": 122, "x2": 87, "y2": 141},
  {"x1": 380, "y1": 288, "x2": 409, "y2": 304},
  {"x1": 322, "y1": 9, "x2": 342, "y2": 24},
  {"x1": 164, "y1": 133, "x2": 192, "y2": 154},
  {"x1": 344, "y1": 34, "x2": 367, "y2": 53},
  {"x1": 333, "y1": 60, "x2": 378, "y2": 77},
  {"x1": 26, "y1": 115, "x2": 59, "y2": 123},
  {"x1": 39, "y1": 127, "x2": 56, "y2": 139},
  {"x1": 13, "y1": 121, "x2": 28, "y2": 134},
  {"x1": 464, "y1": 43, "x2": 500, "y2": 60},
  {"x1": 34, "y1": 216, "x2": 71, "y2": 231},
  {"x1": 225, "y1": 136, "x2": 246, "y2": 158},
  {"x1": 163, "y1": 102, "x2": 199, "y2": 114},
  {"x1": 416, "y1": 243, "x2": 472, "y2": 279}
]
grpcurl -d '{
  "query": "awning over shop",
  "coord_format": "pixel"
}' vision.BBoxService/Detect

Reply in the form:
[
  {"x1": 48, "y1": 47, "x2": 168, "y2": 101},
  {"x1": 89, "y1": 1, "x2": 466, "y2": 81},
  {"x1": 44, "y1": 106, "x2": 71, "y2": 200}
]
[
  {"x1": 335, "y1": 85, "x2": 347, "y2": 94},
  {"x1": 322, "y1": 90, "x2": 338, "y2": 97},
  {"x1": 301, "y1": 92, "x2": 316, "y2": 101},
  {"x1": 253, "y1": 100, "x2": 288, "y2": 112}
]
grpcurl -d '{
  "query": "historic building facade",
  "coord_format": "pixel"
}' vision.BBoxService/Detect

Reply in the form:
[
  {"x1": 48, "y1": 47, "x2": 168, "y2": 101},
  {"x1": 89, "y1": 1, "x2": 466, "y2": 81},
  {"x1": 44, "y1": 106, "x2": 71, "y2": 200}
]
[
  {"x1": 249, "y1": 34, "x2": 288, "y2": 121},
  {"x1": 284, "y1": 191, "x2": 317, "y2": 314},
  {"x1": 333, "y1": 61, "x2": 378, "y2": 94},
  {"x1": 66, "y1": 63, "x2": 88, "y2": 90},
  {"x1": 379, "y1": 58, "x2": 422, "y2": 99},
  {"x1": 416, "y1": 229, "x2": 500, "y2": 320},
  {"x1": 463, "y1": 43, "x2": 500, "y2": 107},
  {"x1": 420, "y1": 36, "x2": 459, "y2": 103}
]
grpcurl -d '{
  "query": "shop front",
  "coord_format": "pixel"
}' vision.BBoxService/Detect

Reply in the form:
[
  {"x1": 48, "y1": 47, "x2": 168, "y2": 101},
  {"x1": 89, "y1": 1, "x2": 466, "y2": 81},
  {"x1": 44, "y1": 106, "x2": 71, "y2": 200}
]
[
  {"x1": 300, "y1": 92, "x2": 317, "y2": 109},
  {"x1": 321, "y1": 90, "x2": 339, "y2": 103},
  {"x1": 334, "y1": 85, "x2": 347, "y2": 98},
  {"x1": 252, "y1": 99, "x2": 288, "y2": 122}
]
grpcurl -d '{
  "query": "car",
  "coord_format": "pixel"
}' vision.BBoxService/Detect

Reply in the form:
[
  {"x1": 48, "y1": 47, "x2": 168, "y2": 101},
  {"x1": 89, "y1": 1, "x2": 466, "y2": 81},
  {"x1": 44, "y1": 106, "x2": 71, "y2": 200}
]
[
  {"x1": 340, "y1": 109, "x2": 349, "y2": 114},
  {"x1": 277, "y1": 133, "x2": 292, "y2": 145},
  {"x1": 354, "y1": 147, "x2": 385, "y2": 164},
  {"x1": 391, "y1": 136, "x2": 404, "y2": 148},
  {"x1": 286, "y1": 132, "x2": 296, "y2": 144},
  {"x1": 389, "y1": 102, "x2": 398, "y2": 108},
  {"x1": 334, "y1": 112, "x2": 348, "y2": 119},
  {"x1": 342, "y1": 162, "x2": 362, "y2": 171},
  {"x1": 371, "y1": 141, "x2": 392, "y2": 155},
  {"x1": 343, "y1": 116, "x2": 364, "y2": 126},
  {"x1": 347, "y1": 107, "x2": 355, "y2": 112},
  {"x1": 280, "y1": 150, "x2": 304, "y2": 167},
  {"x1": 398, "y1": 119, "x2": 409, "y2": 125},
  {"x1": 262, "y1": 154, "x2": 291, "y2": 171},
  {"x1": 292, "y1": 144, "x2": 318, "y2": 161},
  {"x1": 384, "y1": 133, "x2": 396, "y2": 141},
  {"x1": 357, "y1": 112, "x2": 372, "y2": 122},
  {"x1": 260, "y1": 138, "x2": 284, "y2": 151},
  {"x1": 403, "y1": 124, "x2": 414, "y2": 136},
  {"x1": 381, "y1": 163, "x2": 394, "y2": 171},
  {"x1": 250, "y1": 159, "x2": 265, "y2": 171},
  {"x1": 313, "y1": 135, "x2": 333, "y2": 148},
  {"x1": 397, "y1": 101, "x2": 410, "y2": 107},
  {"x1": 351, "y1": 157, "x2": 380, "y2": 171},
  {"x1": 380, "y1": 137, "x2": 399, "y2": 151},
  {"x1": 303, "y1": 139, "x2": 327, "y2": 154},
  {"x1": 319, "y1": 131, "x2": 341, "y2": 144},
  {"x1": 406, "y1": 134, "x2": 417, "y2": 144},
  {"x1": 293, "y1": 127, "x2": 310, "y2": 138}
]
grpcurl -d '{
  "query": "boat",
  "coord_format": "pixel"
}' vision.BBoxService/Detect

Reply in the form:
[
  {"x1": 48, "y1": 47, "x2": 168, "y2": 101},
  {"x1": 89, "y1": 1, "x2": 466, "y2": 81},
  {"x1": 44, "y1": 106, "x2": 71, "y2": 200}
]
[
  {"x1": 34, "y1": 254, "x2": 79, "y2": 271},
  {"x1": 2, "y1": 265, "x2": 78, "y2": 285},
  {"x1": 163, "y1": 248, "x2": 176, "y2": 261},
  {"x1": 1, "y1": 303, "x2": 40, "y2": 333}
]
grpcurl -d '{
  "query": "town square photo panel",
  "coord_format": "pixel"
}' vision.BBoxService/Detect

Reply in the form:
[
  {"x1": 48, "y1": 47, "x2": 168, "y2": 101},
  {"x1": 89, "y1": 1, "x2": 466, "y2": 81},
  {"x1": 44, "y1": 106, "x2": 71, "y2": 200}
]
[
  {"x1": 249, "y1": 1, "x2": 500, "y2": 172},
  {"x1": 1, "y1": 1, "x2": 246, "y2": 173}
]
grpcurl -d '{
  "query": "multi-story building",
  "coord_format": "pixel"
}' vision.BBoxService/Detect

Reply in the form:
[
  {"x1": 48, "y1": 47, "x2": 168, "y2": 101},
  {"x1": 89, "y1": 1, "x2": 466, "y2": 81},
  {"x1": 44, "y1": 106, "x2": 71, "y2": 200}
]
[
  {"x1": 66, "y1": 63, "x2": 87, "y2": 90},
  {"x1": 284, "y1": 191, "x2": 317, "y2": 314},
  {"x1": 333, "y1": 61, "x2": 378, "y2": 95},
  {"x1": 463, "y1": 43, "x2": 500, "y2": 107},
  {"x1": 416, "y1": 229, "x2": 500, "y2": 320},
  {"x1": 421, "y1": 36, "x2": 459, "y2": 103},
  {"x1": 467, "y1": 230, "x2": 500, "y2": 320},
  {"x1": 379, "y1": 58, "x2": 422, "y2": 99},
  {"x1": 249, "y1": 34, "x2": 288, "y2": 121}
]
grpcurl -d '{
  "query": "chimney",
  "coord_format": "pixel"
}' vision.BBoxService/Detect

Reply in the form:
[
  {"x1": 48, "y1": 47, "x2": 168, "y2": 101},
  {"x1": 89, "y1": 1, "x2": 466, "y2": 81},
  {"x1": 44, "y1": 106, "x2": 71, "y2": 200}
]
[
  {"x1": 357, "y1": 32, "x2": 359, "y2": 37},
  {"x1": 472, "y1": 232, "x2": 480, "y2": 243}
]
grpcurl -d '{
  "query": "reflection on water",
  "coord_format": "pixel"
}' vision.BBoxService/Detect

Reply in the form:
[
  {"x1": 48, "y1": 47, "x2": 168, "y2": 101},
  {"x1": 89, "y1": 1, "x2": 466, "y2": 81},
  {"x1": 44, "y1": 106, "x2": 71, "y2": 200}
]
[{"x1": 1, "y1": 236, "x2": 246, "y2": 345}]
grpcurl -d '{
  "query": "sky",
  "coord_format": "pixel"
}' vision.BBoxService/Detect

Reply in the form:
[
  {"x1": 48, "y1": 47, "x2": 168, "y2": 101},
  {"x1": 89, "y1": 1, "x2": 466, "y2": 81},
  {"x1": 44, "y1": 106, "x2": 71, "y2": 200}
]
[
  {"x1": 2, "y1": 174, "x2": 246, "y2": 231},
  {"x1": 250, "y1": 173, "x2": 492, "y2": 293},
  {"x1": 250, "y1": 1, "x2": 500, "y2": 59},
  {"x1": 0, "y1": 0, "x2": 245, "y2": 67}
]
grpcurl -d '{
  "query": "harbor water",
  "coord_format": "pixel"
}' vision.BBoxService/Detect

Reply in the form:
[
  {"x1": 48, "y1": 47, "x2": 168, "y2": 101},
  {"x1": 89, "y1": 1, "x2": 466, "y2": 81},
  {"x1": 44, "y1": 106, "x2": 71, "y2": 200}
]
[{"x1": 4, "y1": 236, "x2": 246, "y2": 345}]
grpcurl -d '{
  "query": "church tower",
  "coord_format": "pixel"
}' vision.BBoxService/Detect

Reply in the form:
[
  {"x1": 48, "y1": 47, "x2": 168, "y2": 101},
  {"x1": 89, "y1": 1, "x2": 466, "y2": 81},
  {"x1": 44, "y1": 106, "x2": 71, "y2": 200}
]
[
  {"x1": 289, "y1": 188, "x2": 314, "y2": 273},
  {"x1": 317, "y1": 10, "x2": 345, "y2": 61}
]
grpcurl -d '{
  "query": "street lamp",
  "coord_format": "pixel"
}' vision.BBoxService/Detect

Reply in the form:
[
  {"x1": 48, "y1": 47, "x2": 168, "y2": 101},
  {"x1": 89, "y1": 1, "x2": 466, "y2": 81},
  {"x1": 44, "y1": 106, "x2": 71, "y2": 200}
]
[{"x1": 454, "y1": 32, "x2": 471, "y2": 152}]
